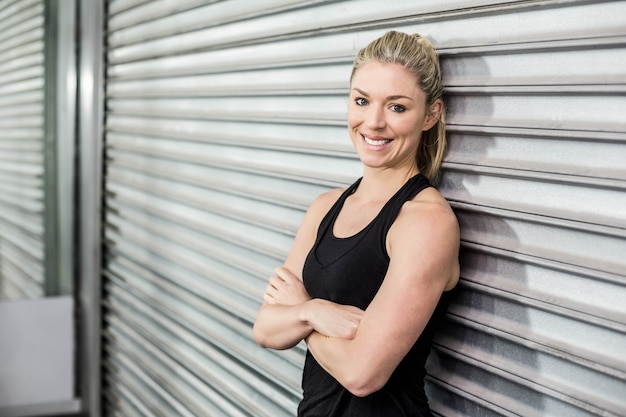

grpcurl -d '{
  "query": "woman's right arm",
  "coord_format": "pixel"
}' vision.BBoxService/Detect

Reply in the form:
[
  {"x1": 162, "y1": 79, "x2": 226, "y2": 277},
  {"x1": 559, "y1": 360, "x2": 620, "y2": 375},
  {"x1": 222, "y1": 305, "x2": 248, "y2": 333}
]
[
  {"x1": 254, "y1": 271, "x2": 363, "y2": 349},
  {"x1": 253, "y1": 303, "x2": 313, "y2": 350},
  {"x1": 253, "y1": 189, "x2": 362, "y2": 350}
]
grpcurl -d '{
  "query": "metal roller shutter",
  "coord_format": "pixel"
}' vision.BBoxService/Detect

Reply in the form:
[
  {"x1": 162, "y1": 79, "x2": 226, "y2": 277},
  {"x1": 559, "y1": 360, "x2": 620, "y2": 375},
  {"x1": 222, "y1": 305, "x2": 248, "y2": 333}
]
[
  {"x1": 102, "y1": 1, "x2": 626, "y2": 416},
  {"x1": 0, "y1": 0, "x2": 45, "y2": 299}
]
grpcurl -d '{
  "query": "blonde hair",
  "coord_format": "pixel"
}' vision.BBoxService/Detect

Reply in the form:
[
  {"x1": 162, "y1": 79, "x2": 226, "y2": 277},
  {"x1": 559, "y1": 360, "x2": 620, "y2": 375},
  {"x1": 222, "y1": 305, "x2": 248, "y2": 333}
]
[{"x1": 350, "y1": 31, "x2": 446, "y2": 184}]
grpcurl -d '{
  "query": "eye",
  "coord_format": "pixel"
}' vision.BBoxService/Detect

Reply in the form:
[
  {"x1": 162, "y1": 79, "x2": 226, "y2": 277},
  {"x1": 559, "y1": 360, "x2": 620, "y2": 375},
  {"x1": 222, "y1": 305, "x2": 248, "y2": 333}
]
[
  {"x1": 390, "y1": 104, "x2": 406, "y2": 113},
  {"x1": 354, "y1": 97, "x2": 368, "y2": 106}
]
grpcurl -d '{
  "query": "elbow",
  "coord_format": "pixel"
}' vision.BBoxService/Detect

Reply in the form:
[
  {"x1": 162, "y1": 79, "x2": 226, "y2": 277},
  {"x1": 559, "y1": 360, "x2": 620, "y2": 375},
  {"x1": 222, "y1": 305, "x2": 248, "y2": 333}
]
[
  {"x1": 252, "y1": 322, "x2": 273, "y2": 349},
  {"x1": 342, "y1": 371, "x2": 389, "y2": 398},
  {"x1": 347, "y1": 384, "x2": 382, "y2": 398},
  {"x1": 252, "y1": 309, "x2": 275, "y2": 349},
  {"x1": 252, "y1": 321, "x2": 296, "y2": 350},
  {"x1": 330, "y1": 347, "x2": 393, "y2": 397},
  {"x1": 252, "y1": 323, "x2": 266, "y2": 348},
  {"x1": 252, "y1": 326, "x2": 276, "y2": 350}
]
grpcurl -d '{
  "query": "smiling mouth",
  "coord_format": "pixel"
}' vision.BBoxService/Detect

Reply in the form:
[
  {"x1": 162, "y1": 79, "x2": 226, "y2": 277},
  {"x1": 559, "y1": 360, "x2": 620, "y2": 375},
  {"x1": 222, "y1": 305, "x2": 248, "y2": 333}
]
[{"x1": 362, "y1": 134, "x2": 392, "y2": 146}]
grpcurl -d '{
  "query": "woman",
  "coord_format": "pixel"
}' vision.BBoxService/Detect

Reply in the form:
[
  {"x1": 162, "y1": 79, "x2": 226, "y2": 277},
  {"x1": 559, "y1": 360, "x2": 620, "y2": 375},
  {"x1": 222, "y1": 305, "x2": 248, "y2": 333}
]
[{"x1": 253, "y1": 30, "x2": 460, "y2": 416}]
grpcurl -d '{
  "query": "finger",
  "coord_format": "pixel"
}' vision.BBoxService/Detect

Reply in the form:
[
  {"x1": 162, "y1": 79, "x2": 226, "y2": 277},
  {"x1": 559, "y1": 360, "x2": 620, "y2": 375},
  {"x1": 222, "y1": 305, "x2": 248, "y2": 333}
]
[
  {"x1": 275, "y1": 267, "x2": 295, "y2": 282},
  {"x1": 268, "y1": 275, "x2": 283, "y2": 288},
  {"x1": 263, "y1": 292, "x2": 276, "y2": 304},
  {"x1": 264, "y1": 284, "x2": 276, "y2": 302}
]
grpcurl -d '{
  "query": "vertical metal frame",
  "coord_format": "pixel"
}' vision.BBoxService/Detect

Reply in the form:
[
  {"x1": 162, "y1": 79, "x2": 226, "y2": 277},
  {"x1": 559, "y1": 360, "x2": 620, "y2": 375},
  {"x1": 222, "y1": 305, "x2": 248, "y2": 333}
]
[
  {"x1": 42, "y1": 0, "x2": 59, "y2": 296},
  {"x1": 44, "y1": 0, "x2": 78, "y2": 298},
  {"x1": 55, "y1": 0, "x2": 78, "y2": 297},
  {"x1": 77, "y1": 0, "x2": 105, "y2": 415}
]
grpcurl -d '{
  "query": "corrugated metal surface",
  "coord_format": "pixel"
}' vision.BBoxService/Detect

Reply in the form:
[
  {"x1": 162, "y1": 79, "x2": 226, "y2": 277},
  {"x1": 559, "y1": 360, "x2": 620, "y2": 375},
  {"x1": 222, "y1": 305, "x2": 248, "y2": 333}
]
[
  {"x1": 0, "y1": 0, "x2": 45, "y2": 299},
  {"x1": 102, "y1": 1, "x2": 626, "y2": 416}
]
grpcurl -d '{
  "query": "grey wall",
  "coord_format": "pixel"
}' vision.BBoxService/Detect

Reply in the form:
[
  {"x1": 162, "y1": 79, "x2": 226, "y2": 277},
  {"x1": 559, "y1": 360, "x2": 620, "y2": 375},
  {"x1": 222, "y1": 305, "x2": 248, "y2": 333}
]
[{"x1": 0, "y1": 296, "x2": 79, "y2": 416}]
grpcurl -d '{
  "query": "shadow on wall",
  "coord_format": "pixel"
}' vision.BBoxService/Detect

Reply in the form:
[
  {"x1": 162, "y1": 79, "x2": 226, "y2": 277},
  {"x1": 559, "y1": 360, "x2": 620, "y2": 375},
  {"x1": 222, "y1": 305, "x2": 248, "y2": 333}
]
[{"x1": 424, "y1": 53, "x2": 541, "y2": 416}]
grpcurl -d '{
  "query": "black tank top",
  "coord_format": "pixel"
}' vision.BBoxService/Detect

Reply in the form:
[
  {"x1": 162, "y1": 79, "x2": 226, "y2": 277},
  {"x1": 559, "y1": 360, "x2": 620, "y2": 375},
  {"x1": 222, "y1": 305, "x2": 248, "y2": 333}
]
[{"x1": 299, "y1": 174, "x2": 450, "y2": 417}]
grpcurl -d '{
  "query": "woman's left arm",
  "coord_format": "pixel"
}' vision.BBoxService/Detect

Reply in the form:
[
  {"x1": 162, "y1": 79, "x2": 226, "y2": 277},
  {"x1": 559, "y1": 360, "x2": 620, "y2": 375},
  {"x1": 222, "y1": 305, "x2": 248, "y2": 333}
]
[{"x1": 305, "y1": 199, "x2": 460, "y2": 397}]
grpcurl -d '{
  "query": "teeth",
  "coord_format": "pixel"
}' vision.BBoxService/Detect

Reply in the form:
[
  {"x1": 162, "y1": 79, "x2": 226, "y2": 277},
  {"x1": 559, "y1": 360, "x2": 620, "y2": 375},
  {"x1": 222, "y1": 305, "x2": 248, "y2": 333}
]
[{"x1": 363, "y1": 136, "x2": 390, "y2": 146}]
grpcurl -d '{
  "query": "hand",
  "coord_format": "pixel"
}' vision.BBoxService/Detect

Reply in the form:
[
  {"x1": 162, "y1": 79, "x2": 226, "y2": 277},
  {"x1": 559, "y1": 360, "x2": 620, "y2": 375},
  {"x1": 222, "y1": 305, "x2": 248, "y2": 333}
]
[
  {"x1": 264, "y1": 266, "x2": 311, "y2": 306},
  {"x1": 305, "y1": 299, "x2": 364, "y2": 340}
]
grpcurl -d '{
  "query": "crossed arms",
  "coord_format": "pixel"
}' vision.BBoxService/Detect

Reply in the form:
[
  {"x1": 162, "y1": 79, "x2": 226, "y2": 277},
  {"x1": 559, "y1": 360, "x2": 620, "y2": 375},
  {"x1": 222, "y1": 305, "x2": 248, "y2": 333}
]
[{"x1": 253, "y1": 188, "x2": 459, "y2": 396}]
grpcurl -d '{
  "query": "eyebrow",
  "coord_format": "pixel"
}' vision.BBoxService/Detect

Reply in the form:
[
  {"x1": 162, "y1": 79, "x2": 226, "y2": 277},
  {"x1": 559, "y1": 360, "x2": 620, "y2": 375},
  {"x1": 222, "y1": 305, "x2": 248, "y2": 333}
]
[{"x1": 352, "y1": 87, "x2": 414, "y2": 102}]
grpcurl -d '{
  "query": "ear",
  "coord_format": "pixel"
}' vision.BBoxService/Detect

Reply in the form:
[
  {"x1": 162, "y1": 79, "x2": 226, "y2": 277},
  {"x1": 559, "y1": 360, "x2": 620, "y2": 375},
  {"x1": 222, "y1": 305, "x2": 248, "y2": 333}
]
[{"x1": 423, "y1": 98, "x2": 443, "y2": 131}]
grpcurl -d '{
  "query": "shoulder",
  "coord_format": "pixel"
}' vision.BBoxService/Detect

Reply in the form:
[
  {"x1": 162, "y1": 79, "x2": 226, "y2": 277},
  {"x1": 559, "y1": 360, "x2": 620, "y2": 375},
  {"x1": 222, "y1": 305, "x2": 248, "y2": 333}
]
[
  {"x1": 388, "y1": 187, "x2": 460, "y2": 289},
  {"x1": 389, "y1": 186, "x2": 459, "y2": 252},
  {"x1": 306, "y1": 187, "x2": 344, "y2": 219},
  {"x1": 405, "y1": 186, "x2": 457, "y2": 227},
  {"x1": 295, "y1": 187, "x2": 345, "y2": 237}
]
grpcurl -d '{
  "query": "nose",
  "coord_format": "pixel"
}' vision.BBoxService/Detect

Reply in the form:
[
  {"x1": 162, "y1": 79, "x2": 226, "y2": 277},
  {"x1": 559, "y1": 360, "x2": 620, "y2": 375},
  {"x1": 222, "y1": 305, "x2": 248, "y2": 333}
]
[{"x1": 365, "y1": 105, "x2": 386, "y2": 130}]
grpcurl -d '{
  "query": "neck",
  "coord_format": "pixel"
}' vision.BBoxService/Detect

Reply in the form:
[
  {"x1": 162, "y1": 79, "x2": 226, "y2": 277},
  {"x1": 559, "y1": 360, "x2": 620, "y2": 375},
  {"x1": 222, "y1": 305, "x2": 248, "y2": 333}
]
[{"x1": 356, "y1": 166, "x2": 420, "y2": 203}]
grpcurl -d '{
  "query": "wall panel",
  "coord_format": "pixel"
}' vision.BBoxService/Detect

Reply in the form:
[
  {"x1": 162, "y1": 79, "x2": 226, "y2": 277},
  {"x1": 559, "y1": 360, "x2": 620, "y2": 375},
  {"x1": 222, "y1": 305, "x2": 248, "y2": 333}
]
[
  {"x1": 102, "y1": 1, "x2": 626, "y2": 415},
  {"x1": 0, "y1": 0, "x2": 45, "y2": 299}
]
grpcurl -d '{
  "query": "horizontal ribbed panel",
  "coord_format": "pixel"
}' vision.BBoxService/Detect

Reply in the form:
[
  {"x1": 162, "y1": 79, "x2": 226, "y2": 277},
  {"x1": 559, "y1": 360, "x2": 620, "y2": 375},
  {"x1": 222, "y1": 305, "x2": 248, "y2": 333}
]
[
  {"x1": 102, "y1": 1, "x2": 626, "y2": 416},
  {"x1": 0, "y1": 0, "x2": 45, "y2": 299}
]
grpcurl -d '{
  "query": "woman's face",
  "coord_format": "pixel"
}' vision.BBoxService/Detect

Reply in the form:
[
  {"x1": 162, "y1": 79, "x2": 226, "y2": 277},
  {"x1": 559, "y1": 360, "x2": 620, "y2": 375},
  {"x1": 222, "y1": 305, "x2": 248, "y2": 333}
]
[{"x1": 348, "y1": 61, "x2": 439, "y2": 173}]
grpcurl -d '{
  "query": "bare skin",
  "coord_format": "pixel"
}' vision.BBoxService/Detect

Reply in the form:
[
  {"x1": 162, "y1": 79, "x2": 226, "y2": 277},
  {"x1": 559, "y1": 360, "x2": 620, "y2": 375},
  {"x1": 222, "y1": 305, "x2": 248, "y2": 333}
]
[{"x1": 252, "y1": 62, "x2": 460, "y2": 396}]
